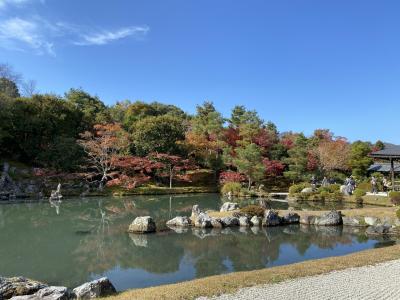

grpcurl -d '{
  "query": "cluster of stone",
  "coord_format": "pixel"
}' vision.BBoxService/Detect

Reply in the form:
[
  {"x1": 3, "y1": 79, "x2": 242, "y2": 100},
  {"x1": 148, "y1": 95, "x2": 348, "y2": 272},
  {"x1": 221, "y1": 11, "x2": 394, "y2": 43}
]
[
  {"x1": 0, "y1": 276, "x2": 116, "y2": 300},
  {"x1": 165, "y1": 203, "x2": 302, "y2": 230}
]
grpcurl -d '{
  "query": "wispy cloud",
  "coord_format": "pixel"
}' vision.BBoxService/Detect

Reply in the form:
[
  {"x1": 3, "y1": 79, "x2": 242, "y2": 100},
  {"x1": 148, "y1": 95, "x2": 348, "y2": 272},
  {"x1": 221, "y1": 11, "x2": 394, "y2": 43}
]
[
  {"x1": 0, "y1": 17, "x2": 55, "y2": 55},
  {"x1": 75, "y1": 26, "x2": 149, "y2": 46},
  {"x1": 0, "y1": 16, "x2": 149, "y2": 56},
  {"x1": 0, "y1": 0, "x2": 35, "y2": 10}
]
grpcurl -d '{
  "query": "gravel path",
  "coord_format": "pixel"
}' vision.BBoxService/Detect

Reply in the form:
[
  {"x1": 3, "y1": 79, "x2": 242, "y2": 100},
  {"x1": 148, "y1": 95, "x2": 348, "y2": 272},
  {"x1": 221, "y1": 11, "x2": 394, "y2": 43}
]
[{"x1": 198, "y1": 259, "x2": 400, "y2": 300}]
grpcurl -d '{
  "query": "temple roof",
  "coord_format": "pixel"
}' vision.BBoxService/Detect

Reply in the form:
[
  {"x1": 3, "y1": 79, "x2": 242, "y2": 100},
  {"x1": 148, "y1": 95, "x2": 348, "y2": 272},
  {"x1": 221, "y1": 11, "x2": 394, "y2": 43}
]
[{"x1": 370, "y1": 143, "x2": 400, "y2": 159}]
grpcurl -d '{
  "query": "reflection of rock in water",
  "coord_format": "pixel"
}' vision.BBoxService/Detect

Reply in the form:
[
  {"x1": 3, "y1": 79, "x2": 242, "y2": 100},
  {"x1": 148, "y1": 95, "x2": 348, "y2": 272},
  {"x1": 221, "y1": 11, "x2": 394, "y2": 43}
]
[
  {"x1": 168, "y1": 226, "x2": 189, "y2": 234},
  {"x1": 374, "y1": 240, "x2": 396, "y2": 248},
  {"x1": 250, "y1": 226, "x2": 261, "y2": 235},
  {"x1": 129, "y1": 233, "x2": 148, "y2": 247},
  {"x1": 192, "y1": 228, "x2": 221, "y2": 239},
  {"x1": 239, "y1": 227, "x2": 250, "y2": 234}
]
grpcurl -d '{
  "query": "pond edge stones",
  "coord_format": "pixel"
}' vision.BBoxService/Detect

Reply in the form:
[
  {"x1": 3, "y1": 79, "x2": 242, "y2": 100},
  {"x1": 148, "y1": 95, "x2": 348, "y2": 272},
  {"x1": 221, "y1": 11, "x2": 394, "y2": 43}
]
[
  {"x1": 0, "y1": 276, "x2": 117, "y2": 300},
  {"x1": 128, "y1": 216, "x2": 156, "y2": 233}
]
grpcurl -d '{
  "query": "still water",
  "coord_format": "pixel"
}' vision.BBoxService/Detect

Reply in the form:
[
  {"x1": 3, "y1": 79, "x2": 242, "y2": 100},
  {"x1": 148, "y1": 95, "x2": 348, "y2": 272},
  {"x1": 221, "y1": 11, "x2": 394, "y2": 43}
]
[{"x1": 0, "y1": 194, "x2": 396, "y2": 291}]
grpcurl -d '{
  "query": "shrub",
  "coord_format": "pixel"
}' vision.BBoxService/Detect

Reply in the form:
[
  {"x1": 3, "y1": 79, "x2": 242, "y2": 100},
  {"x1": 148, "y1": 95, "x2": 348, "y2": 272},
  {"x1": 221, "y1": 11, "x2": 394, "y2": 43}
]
[
  {"x1": 389, "y1": 191, "x2": 400, "y2": 205},
  {"x1": 318, "y1": 184, "x2": 340, "y2": 193},
  {"x1": 396, "y1": 208, "x2": 400, "y2": 220},
  {"x1": 240, "y1": 205, "x2": 265, "y2": 217},
  {"x1": 354, "y1": 188, "x2": 366, "y2": 199},
  {"x1": 221, "y1": 182, "x2": 242, "y2": 196},
  {"x1": 289, "y1": 182, "x2": 311, "y2": 195},
  {"x1": 353, "y1": 188, "x2": 366, "y2": 204}
]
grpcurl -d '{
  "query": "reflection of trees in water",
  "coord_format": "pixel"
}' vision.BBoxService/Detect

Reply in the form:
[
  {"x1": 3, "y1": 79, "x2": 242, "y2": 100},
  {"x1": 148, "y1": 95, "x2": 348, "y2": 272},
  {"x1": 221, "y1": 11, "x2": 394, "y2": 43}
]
[{"x1": 0, "y1": 196, "x2": 388, "y2": 289}]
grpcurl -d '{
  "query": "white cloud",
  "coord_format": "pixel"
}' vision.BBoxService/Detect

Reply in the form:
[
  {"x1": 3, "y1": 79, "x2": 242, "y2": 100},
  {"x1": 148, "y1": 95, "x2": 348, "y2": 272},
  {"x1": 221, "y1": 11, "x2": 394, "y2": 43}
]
[
  {"x1": 74, "y1": 26, "x2": 149, "y2": 46},
  {"x1": 0, "y1": 16, "x2": 149, "y2": 56},
  {"x1": 0, "y1": 17, "x2": 55, "y2": 55}
]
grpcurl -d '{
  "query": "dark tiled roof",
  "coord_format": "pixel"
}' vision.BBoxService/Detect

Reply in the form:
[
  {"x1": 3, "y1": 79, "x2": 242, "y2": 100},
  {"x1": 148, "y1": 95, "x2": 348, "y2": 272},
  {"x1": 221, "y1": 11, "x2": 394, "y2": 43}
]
[
  {"x1": 368, "y1": 163, "x2": 400, "y2": 172},
  {"x1": 370, "y1": 143, "x2": 400, "y2": 158}
]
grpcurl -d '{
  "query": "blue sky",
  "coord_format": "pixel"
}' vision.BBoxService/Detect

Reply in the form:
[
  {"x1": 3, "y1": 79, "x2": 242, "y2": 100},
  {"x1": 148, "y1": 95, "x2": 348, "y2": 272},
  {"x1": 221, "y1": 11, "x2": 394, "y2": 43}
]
[{"x1": 1, "y1": 0, "x2": 399, "y2": 143}]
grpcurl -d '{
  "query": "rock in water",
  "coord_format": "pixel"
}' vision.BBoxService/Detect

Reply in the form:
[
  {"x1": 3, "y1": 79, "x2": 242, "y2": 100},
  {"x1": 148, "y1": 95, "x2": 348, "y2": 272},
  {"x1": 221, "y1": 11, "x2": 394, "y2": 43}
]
[
  {"x1": 239, "y1": 216, "x2": 251, "y2": 227},
  {"x1": 264, "y1": 210, "x2": 281, "y2": 226},
  {"x1": 210, "y1": 218, "x2": 223, "y2": 228},
  {"x1": 191, "y1": 205, "x2": 201, "y2": 218},
  {"x1": 166, "y1": 216, "x2": 192, "y2": 227},
  {"x1": 220, "y1": 202, "x2": 239, "y2": 212},
  {"x1": 194, "y1": 212, "x2": 213, "y2": 228},
  {"x1": 281, "y1": 212, "x2": 300, "y2": 224},
  {"x1": 220, "y1": 217, "x2": 240, "y2": 227},
  {"x1": 72, "y1": 277, "x2": 116, "y2": 299},
  {"x1": 250, "y1": 216, "x2": 262, "y2": 226},
  {"x1": 128, "y1": 216, "x2": 156, "y2": 233},
  {"x1": 314, "y1": 210, "x2": 342, "y2": 226}
]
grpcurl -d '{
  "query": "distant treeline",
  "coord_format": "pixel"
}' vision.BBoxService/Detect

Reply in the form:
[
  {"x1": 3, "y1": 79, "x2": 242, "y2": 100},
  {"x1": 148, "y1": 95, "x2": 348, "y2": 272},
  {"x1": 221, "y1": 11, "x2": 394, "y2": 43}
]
[{"x1": 0, "y1": 63, "x2": 382, "y2": 188}]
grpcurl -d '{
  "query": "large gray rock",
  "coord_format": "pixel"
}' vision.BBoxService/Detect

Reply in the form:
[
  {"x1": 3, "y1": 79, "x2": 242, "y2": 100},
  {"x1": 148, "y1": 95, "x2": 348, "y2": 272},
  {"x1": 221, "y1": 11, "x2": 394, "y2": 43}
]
[
  {"x1": 194, "y1": 212, "x2": 212, "y2": 228},
  {"x1": 72, "y1": 277, "x2": 116, "y2": 299},
  {"x1": 35, "y1": 286, "x2": 70, "y2": 300},
  {"x1": 128, "y1": 216, "x2": 156, "y2": 233},
  {"x1": 250, "y1": 216, "x2": 262, "y2": 227},
  {"x1": 281, "y1": 212, "x2": 300, "y2": 224},
  {"x1": 220, "y1": 217, "x2": 239, "y2": 227},
  {"x1": 314, "y1": 210, "x2": 342, "y2": 226},
  {"x1": 264, "y1": 210, "x2": 281, "y2": 226},
  {"x1": 220, "y1": 202, "x2": 239, "y2": 212},
  {"x1": 239, "y1": 216, "x2": 251, "y2": 227},
  {"x1": 0, "y1": 277, "x2": 47, "y2": 299},
  {"x1": 364, "y1": 217, "x2": 380, "y2": 226},
  {"x1": 210, "y1": 218, "x2": 223, "y2": 228},
  {"x1": 166, "y1": 216, "x2": 192, "y2": 227},
  {"x1": 191, "y1": 205, "x2": 201, "y2": 219}
]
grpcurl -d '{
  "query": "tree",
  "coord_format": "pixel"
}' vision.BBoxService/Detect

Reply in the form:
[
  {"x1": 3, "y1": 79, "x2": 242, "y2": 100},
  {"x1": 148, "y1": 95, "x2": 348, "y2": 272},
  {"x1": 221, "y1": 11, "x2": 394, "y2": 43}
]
[
  {"x1": 121, "y1": 100, "x2": 186, "y2": 129},
  {"x1": 233, "y1": 143, "x2": 265, "y2": 189},
  {"x1": 65, "y1": 88, "x2": 109, "y2": 129},
  {"x1": 0, "y1": 77, "x2": 20, "y2": 98},
  {"x1": 283, "y1": 134, "x2": 309, "y2": 182},
  {"x1": 148, "y1": 153, "x2": 196, "y2": 188},
  {"x1": 229, "y1": 105, "x2": 263, "y2": 145},
  {"x1": 186, "y1": 101, "x2": 225, "y2": 174},
  {"x1": 316, "y1": 138, "x2": 350, "y2": 174},
  {"x1": 131, "y1": 114, "x2": 187, "y2": 156},
  {"x1": 349, "y1": 141, "x2": 373, "y2": 178},
  {"x1": 78, "y1": 124, "x2": 129, "y2": 189}
]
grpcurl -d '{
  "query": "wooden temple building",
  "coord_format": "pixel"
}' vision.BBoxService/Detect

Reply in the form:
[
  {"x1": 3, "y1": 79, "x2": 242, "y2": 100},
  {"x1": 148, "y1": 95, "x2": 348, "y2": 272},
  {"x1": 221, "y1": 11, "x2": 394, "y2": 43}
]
[{"x1": 369, "y1": 143, "x2": 400, "y2": 191}]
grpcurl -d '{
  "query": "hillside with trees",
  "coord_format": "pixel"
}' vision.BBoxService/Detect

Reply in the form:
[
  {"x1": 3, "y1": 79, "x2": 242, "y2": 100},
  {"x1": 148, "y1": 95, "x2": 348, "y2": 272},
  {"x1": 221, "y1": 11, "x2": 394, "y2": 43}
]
[{"x1": 0, "y1": 64, "x2": 383, "y2": 195}]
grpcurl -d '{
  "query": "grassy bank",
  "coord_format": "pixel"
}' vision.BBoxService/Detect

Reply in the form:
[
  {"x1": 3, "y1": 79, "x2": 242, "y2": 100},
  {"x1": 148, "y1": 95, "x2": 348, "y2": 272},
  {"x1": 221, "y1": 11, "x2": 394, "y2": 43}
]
[
  {"x1": 344, "y1": 194, "x2": 393, "y2": 206},
  {"x1": 106, "y1": 244, "x2": 400, "y2": 300}
]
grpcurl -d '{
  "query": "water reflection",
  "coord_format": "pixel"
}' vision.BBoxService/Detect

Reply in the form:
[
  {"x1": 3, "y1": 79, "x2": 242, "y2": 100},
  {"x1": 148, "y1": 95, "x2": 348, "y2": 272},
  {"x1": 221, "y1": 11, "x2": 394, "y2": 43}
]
[{"x1": 0, "y1": 194, "x2": 397, "y2": 291}]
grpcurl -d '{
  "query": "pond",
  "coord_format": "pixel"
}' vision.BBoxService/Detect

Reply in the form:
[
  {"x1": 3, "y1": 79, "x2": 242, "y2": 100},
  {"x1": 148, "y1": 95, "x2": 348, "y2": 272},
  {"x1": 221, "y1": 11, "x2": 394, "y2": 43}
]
[{"x1": 0, "y1": 193, "x2": 397, "y2": 291}]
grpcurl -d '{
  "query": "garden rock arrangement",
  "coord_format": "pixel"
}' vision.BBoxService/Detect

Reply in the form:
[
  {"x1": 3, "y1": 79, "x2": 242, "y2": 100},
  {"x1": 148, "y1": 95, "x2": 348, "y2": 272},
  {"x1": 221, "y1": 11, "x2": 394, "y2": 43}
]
[
  {"x1": 166, "y1": 205, "x2": 305, "y2": 230},
  {"x1": 299, "y1": 210, "x2": 342, "y2": 226},
  {"x1": 0, "y1": 276, "x2": 116, "y2": 299},
  {"x1": 128, "y1": 216, "x2": 156, "y2": 233}
]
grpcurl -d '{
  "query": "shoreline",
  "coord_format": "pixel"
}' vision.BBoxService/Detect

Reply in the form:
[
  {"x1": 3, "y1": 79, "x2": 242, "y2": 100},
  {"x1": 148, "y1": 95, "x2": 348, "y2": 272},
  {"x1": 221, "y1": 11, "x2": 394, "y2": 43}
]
[{"x1": 106, "y1": 244, "x2": 400, "y2": 300}]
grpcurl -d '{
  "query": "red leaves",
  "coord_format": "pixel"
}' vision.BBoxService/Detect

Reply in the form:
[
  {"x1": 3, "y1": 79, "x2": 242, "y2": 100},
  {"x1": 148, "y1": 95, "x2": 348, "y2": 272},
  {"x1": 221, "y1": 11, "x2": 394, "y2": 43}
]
[
  {"x1": 219, "y1": 171, "x2": 246, "y2": 183},
  {"x1": 262, "y1": 159, "x2": 285, "y2": 177}
]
